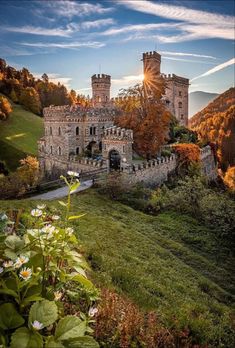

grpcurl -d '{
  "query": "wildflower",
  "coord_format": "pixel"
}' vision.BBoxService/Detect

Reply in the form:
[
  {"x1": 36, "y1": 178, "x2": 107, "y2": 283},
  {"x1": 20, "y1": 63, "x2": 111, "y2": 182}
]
[
  {"x1": 0, "y1": 213, "x2": 8, "y2": 221},
  {"x1": 88, "y1": 307, "x2": 98, "y2": 317},
  {"x1": 14, "y1": 255, "x2": 29, "y2": 268},
  {"x1": 32, "y1": 320, "x2": 44, "y2": 330},
  {"x1": 41, "y1": 224, "x2": 56, "y2": 234},
  {"x1": 67, "y1": 171, "x2": 79, "y2": 177},
  {"x1": 31, "y1": 209, "x2": 43, "y2": 217},
  {"x1": 65, "y1": 227, "x2": 74, "y2": 235},
  {"x1": 19, "y1": 267, "x2": 32, "y2": 280},
  {"x1": 52, "y1": 215, "x2": 60, "y2": 221},
  {"x1": 37, "y1": 204, "x2": 46, "y2": 210},
  {"x1": 54, "y1": 291, "x2": 63, "y2": 301},
  {"x1": 0, "y1": 267, "x2": 3, "y2": 274},
  {"x1": 3, "y1": 260, "x2": 13, "y2": 268}
]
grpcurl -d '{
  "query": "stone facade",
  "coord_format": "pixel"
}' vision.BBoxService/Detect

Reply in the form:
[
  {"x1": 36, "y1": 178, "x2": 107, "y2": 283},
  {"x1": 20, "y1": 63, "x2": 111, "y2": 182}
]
[
  {"x1": 92, "y1": 74, "x2": 111, "y2": 107},
  {"x1": 142, "y1": 51, "x2": 189, "y2": 126}
]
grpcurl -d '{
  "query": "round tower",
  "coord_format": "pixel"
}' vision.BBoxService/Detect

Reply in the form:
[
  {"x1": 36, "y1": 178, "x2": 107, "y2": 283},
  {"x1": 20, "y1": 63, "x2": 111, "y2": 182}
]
[{"x1": 91, "y1": 74, "x2": 111, "y2": 106}]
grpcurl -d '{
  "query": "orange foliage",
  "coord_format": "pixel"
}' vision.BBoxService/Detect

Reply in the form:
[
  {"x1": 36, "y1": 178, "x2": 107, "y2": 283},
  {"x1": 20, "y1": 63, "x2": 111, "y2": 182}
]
[
  {"x1": 224, "y1": 166, "x2": 235, "y2": 192},
  {"x1": 173, "y1": 143, "x2": 200, "y2": 166}
]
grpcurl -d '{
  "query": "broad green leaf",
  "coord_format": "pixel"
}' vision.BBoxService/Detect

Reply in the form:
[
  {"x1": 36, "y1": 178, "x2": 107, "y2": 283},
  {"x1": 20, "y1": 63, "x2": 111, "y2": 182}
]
[
  {"x1": 10, "y1": 327, "x2": 43, "y2": 348},
  {"x1": 55, "y1": 316, "x2": 86, "y2": 342},
  {"x1": 68, "y1": 214, "x2": 86, "y2": 221},
  {"x1": 58, "y1": 201, "x2": 68, "y2": 207},
  {"x1": 21, "y1": 295, "x2": 44, "y2": 306},
  {"x1": 63, "y1": 336, "x2": 99, "y2": 348},
  {"x1": 70, "y1": 181, "x2": 80, "y2": 193},
  {"x1": 4, "y1": 248, "x2": 17, "y2": 260},
  {"x1": 0, "y1": 303, "x2": 24, "y2": 330},
  {"x1": 0, "y1": 288, "x2": 18, "y2": 298},
  {"x1": 69, "y1": 274, "x2": 93, "y2": 289},
  {"x1": 5, "y1": 235, "x2": 24, "y2": 251},
  {"x1": 45, "y1": 337, "x2": 65, "y2": 348},
  {"x1": 29, "y1": 300, "x2": 58, "y2": 328}
]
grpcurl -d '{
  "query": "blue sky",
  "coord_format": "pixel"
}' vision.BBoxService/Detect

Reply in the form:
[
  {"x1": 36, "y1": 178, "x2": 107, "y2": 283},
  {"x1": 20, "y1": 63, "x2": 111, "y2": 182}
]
[{"x1": 0, "y1": 0, "x2": 234, "y2": 97}]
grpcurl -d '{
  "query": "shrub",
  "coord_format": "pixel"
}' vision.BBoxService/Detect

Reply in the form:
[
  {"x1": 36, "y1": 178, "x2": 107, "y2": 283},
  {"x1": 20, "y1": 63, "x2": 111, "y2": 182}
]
[
  {"x1": 173, "y1": 143, "x2": 201, "y2": 176},
  {"x1": 0, "y1": 172, "x2": 99, "y2": 347},
  {"x1": 0, "y1": 95, "x2": 12, "y2": 120}
]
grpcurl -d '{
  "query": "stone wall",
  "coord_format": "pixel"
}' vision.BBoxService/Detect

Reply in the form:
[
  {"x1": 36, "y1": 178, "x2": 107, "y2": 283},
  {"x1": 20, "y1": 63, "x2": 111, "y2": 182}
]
[{"x1": 200, "y1": 145, "x2": 217, "y2": 180}]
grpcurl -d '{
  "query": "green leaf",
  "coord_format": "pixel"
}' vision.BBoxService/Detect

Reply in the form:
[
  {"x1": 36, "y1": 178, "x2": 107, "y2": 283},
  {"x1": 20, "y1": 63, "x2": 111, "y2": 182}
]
[
  {"x1": 29, "y1": 300, "x2": 58, "y2": 328},
  {"x1": 68, "y1": 214, "x2": 86, "y2": 221},
  {"x1": 10, "y1": 327, "x2": 43, "y2": 348},
  {"x1": 58, "y1": 201, "x2": 68, "y2": 207},
  {"x1": 21, "y1": 295, "x2": 44, "y2": 307},
  {"x1": 63, "y1": 337, "x2": 99, "y2": 348},
  {"x1": 69, "y1": 274, "x2": 93, "y2": 289},
  {"x1": 55, "y1": 316, "x2": 86, "y2": 342},
  {"x1": 70, "y1": 181, "x2": 80, "y2": 193},
  {"x1": 5, "y1": 235, "x2": 24, "y2": 251},
  {"x1": 0, "y1": 303, "x2": 24, "y2": 330},
  {"x1": 0, "y1": 288, "x2": 18, "y2": 298},
  {"x1": 45, "y1": 337, "x2": 65, "y2": 348},
  {"x1": 4, "y1": 248, "x2": 17, "y2": 260}
]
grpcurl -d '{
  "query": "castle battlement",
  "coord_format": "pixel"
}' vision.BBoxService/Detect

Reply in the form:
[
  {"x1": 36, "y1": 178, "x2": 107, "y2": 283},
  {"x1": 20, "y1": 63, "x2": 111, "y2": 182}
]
[
  {"x1": 91, "y1": 74, "x2": 111, "y2": 83},
  {"x1": 132, "y1": 154, "x2": 176, "y2": 172},
  {"x1": 143, "y1": 51, "x2": 161, "y2": 60},
  {"x1": 103, "y1": 126, "x2": 133, "y2": 140},
  {"x1": 163, "y1": 73, "x2": 189, "y2": 85}
]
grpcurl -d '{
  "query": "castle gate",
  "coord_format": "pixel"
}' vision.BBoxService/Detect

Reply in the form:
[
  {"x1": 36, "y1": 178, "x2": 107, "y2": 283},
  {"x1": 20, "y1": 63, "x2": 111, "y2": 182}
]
[{"x1": 109, "y1": 149, "x2": 121, "y2": 170}]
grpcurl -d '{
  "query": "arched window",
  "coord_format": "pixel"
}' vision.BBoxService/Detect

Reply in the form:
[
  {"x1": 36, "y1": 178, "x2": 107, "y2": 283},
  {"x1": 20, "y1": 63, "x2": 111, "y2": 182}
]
[
  {"x1": 58, "y1": 127, "x2": 61, "y2": 135},
  {"x1": 179, "y1": 91, "x2": 182, "y2": 97},
  {"x1": 76, "y1": 147, "x2": 79, "y2": 155},
  {"x1": 105, "y1": 96, "x2": 108, "y2": 102},
  {"x1": 50, "y1": 146, "x2": 53, "y2": 154},
  {"x1": 181, "y1": 114, "x2": 184, "y2": 120},
  {"x1": 76, "y1": 126, "x2": 79, "y2": 136},
  {"x1": 50, "y1": 127, "x2": 52, "y2": 135},
  {"x1": 179, "y1": 102, "x2": 182, "y2": 108},
  {"x1": 93, "y1": 127, "x2": 96, "y2": 135},
  {"x1": 90, "y1": 127, "x2": 93, "y2": 135},
  {"x1": 58, "y1": 147, "x2": 61, "y2": 156}
]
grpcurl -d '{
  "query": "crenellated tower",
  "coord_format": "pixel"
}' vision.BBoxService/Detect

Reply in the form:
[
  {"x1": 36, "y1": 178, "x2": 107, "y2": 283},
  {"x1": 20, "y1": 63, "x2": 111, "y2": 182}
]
[
  {"x1": 142, "y1": 51, "x2": 161, "y2": 94},
  {"x1": 91, "y1": 74, "x2": 111, "y2": 107}
]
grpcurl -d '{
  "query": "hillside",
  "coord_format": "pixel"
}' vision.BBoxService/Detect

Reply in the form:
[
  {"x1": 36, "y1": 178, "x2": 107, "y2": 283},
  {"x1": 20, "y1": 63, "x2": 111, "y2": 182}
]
[
  {"x1": 189, "y1": 87, "x2": 235, "y2": 169},
  {"x1": 1, "y1": 189, "x2": 234, "y2": 346},
  {"x1": 189, "y1": 91, "x2": 218, "y2": 117},
  {"x1": 0, "y1": 96, "x2": 43, "y2": 171}
]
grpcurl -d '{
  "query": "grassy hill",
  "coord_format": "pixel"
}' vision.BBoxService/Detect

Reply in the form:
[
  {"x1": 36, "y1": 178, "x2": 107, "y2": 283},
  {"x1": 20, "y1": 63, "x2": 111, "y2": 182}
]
[
  {"x1": 0, "y1": 96, "x2": 43, "y2": 171},
  {"x1": 1, "y1": 189, "x2": 234, "y2": 345}
]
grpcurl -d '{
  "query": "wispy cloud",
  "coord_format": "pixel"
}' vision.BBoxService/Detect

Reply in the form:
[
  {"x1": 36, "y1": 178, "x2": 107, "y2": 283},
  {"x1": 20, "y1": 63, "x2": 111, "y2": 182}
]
[
  {"x1": 81, "y1": 18, "x2": 116, "y2": 30},
  {"x1": 20, "y1": 41, "x2": 105, "y2": 49},
  {"x1": 112, "y1": 74, "x2": 144, "y2": 85},
  {"x1": 190, "y1": 58, "x2": 235, "y2": 81},
  {"x1": 102, "y1": 22, "x2": 180, "y2": 36},
  {"x1": 159, "y1": 51, "x2": 216, "y2": 59},
  {"x1": 43, "y1": 1, "x2": 114, "y2": 19},
  {"x1": 162, "y1": 56, "x2": 216, "y2": 65},
  {"x1": 2, "y1": 25, "x2": 73, "y2": 37},
  {"x1": 117, "y1": 0, "x2": 234, "y2": 41}
]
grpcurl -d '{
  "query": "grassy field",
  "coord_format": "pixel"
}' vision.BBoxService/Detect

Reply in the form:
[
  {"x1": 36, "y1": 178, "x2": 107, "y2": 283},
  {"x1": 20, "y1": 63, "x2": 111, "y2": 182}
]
[
  {"x1": 1, "y1": 189, "x2": 234, "y2": 344},
  {"x1": 0, "y1": 97, "x2": 43, "y2": 171}
]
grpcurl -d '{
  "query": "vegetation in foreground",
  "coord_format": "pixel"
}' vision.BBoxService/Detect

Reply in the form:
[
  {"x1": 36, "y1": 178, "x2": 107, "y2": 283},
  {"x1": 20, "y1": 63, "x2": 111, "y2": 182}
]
[{"x1": 1, "y1": 180, "x2": 234, "y2": 347}]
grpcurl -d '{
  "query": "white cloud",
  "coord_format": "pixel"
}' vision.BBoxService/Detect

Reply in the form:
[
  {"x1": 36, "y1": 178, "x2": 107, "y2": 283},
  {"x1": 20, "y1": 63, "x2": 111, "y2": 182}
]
[
  {"x1": 34, "y1": 73, "x2": 72, "y2": 89},
  {"x1": 2, "y1": 25, "x2": 73, "y2": 37},
  {"x1": 190, "y1": 58, "x2": 235, "y2": 81},
  {"x1": 81, "y1": 18, "x2": 116, "y2": 30},
  {"x1": 117, "y1": 0, "x2": 234, "y2": 41},
  {"x1": 162, "y1": 56, "x2": 216, "y2": 65},
  {"x1": 159, "y1": 51, "x2": 216, "y2": 59},
  {"x1": 20, "y1": 41, "x2": 105, "y2": 49},
  {"x1": 112, "y1": 74, "x2": 144, "y2": 85},
  {"x1": 102, "y1": 22, "x2": 180, "y2": 36}
]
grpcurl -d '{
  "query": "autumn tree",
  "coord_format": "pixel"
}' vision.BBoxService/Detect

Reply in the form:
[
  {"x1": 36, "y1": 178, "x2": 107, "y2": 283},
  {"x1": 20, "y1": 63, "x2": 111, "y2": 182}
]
[
  {"x1": 115, "y1": 76, "x2": 171, "y2": 158},
  {"x1": 0, "y1": 95, "x2": 12, "y2": 120},
  {"x1": 17, "y1": 156, "x2": 39, "y2": 188},
  {"x1": 19, "y1": 87, "x2": 41, "y2": 114},
  {"x1": 173, "y1": 143, "x2": 201, "y2": 175},
  {"x1": 224, "y1": 166, "x2": 235, "y2": 192}
]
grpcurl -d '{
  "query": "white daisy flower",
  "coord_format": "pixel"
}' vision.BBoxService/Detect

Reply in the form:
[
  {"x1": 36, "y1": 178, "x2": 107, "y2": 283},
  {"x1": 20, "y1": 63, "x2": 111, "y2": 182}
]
[
  {"x1": 41, "y1": 225, "x2": 56, "y2": 234},
  {"x1": 67, "y1": 171, "x2": 79, "y2": 177},
  {"x1": 52, "y1": 215, "x2": 60, "y2": 221},
  {"x1": 3, "y1": 260, "x2": 13, "y2": 268},
  {"x1": 37, "y1": 204, "x2": 46, "y2": 210},
  {"x1": 54, "y1": 291, "x2": 63, "y2": 301},
  {"x1": 19, "y1": 267, "x2": 32, "y2": 280},
  {"x1": 65, "y1": 227, "x2": 74, "y2": 235},
  {"x1": 88, "y1": 307, "x2": 98, "y2": 317},
  {"x1": 32, "y1": 320, "x2": 44, "y2": 330},
  {"x1": 14, "y1": 255, "x2": 29, "y2": 268},
  {"x1": 31, "y1": 209, "x2": 43, "y2": 217}
]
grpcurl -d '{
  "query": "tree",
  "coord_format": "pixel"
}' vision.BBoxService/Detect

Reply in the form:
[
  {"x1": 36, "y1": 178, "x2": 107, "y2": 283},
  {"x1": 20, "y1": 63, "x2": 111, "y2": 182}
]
[
  {"x1": 9, "y1": 88, "x2": 18, "y2": 103},
  {"x1": 224, "y1": 166, "x2": 235, "y2": 192},
  {"x1": 17, "y1": 156, "x2": 39, "y2": 188},
  {"x1": 41, "y1": 73, "x2": 49, "y2": 83},
  {"x1": 0, "y1": 95, "x2": 12, "y2": 120},
  {"x1": 115, "y1": 76, "x2": 171, "y2": 158},
  {"x1": 70, "y1": 89, "x2": 77, "y2": 104},
  {"x1": 19, "y1": 87, "x2": 41, "y2": 114}
]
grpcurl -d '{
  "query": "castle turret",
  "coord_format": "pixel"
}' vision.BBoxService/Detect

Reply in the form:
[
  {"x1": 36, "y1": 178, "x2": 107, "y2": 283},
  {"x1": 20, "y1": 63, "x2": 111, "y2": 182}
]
[
  {"x1": 91, "y1": 74, "x2": 111, "y2": 107},
  {"x1": 142, "y1": 51, "x2": 161, "y2": 93}
]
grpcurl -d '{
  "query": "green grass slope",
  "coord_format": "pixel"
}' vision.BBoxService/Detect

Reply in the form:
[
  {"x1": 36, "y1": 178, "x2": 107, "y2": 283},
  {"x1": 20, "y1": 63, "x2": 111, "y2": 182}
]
[
  {"x1": 0, "y1": 96, "x2": 43, "y2": 171},
  {"x1": 1, "y1": 189, "x2": 234, "y2": 344}
]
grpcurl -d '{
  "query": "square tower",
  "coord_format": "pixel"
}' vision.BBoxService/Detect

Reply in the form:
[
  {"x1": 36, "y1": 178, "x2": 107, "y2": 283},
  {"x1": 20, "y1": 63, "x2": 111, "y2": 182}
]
[{"x1": 92, "y1": 74, "x2": 111, "y2": 107}]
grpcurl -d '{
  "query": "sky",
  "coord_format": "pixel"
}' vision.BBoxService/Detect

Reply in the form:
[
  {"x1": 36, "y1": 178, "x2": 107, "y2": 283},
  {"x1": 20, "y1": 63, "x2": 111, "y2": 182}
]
[{"x1": 0, "y1": 0, "x2": 234, "y2": 97}]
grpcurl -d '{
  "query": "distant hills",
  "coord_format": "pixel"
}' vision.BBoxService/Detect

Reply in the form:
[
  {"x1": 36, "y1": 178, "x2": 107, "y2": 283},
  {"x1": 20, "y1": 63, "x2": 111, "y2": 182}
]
[
  {"x1": 189, "y1": 91, "x2": 219, "y2": 117},
  {"x1": 189, "y1": 87, "x2": 235, "y2": 170}
]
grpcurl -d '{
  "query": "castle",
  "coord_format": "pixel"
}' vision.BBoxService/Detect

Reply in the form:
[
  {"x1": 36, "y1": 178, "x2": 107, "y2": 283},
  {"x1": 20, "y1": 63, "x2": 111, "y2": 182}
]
[{"x1": 38, "y1": 50, "x2": 190, "y2": 179}]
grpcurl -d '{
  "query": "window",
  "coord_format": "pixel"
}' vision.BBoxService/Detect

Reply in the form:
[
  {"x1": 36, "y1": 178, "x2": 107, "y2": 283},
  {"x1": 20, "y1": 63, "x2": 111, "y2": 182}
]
[
  {"x1": 179, "y1": 91, "x2": 182, "y2": 97},
  {"x1": 90, "y1": 127, "x2": 93, "y2": 135},
  {"x1": 58, "y1": 147, "x2": 61, "y2": 156},
  {"x1": 89, "y1": 126, "x2": 96, "y2": 136},
  {"x1": 93, "y1": 127, "x2": 96, "y2": 135},
  {"x1": 50, "y1": 146, "x2": 53, "y2": 154},
  {"x1": 181, "y1": 114, "x2": 184, "y2": 119},
  {"x1": 76, "y1": 126, "x2": 79, "y2": 136},
  {"x1": 58, "y1": 127, "x2": 61, "y2": 135},
  {"x1": 76, "y1": 147, "x2": 79, "y2": 155},
  {"x1": 165, "y1": 100, "x2": 170, "y2": 105},
  {"x1": 50, "y1": 127, "x2": 52, "y2": 135},
  {"x1": 179, "y1": 102, "x2": 182, "y2": 108}
]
